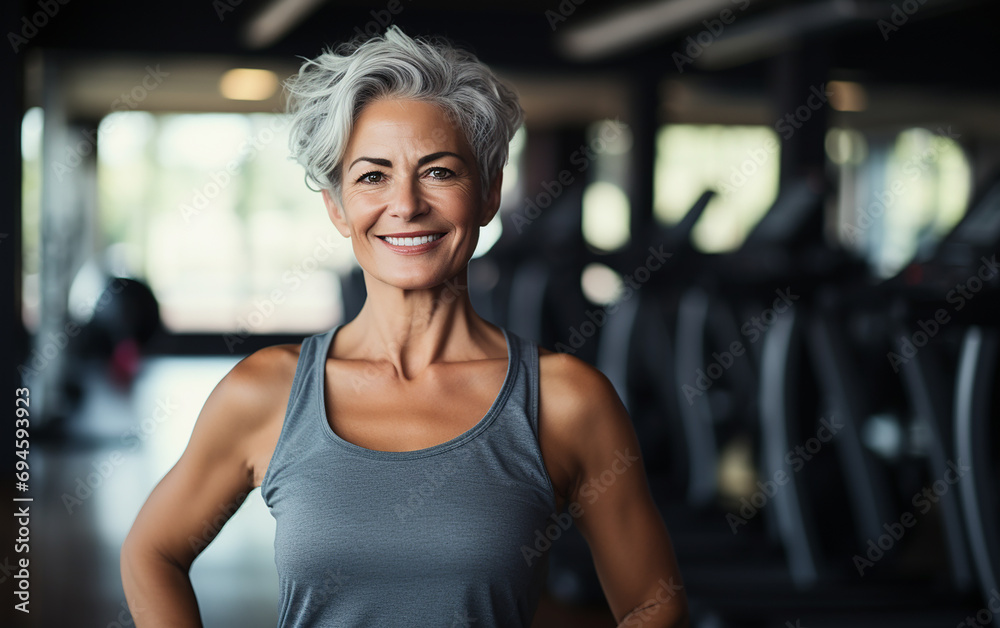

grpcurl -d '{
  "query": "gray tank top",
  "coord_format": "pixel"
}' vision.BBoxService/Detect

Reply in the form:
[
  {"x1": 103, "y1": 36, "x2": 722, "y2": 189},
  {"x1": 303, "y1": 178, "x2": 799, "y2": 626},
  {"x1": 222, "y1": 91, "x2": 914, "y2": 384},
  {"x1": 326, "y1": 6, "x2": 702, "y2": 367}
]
[{"x1": 260, "y1": 324, "x2": 558, "y2": 627}]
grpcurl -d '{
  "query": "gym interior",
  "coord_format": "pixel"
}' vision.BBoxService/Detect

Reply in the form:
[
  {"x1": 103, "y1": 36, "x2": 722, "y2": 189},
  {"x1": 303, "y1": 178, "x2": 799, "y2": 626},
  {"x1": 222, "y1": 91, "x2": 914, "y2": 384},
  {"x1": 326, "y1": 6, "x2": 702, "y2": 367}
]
[{"x1": 2, "y1": 0, "x2": 999, "y2": 626}]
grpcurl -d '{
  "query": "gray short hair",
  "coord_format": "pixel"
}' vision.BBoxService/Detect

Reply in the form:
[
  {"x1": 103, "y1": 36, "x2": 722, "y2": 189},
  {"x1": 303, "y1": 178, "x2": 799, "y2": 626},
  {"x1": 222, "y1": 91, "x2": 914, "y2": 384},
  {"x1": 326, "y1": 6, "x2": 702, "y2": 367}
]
[{"x1": 285, "y1": 25, "x2": 524, "y2": 201}]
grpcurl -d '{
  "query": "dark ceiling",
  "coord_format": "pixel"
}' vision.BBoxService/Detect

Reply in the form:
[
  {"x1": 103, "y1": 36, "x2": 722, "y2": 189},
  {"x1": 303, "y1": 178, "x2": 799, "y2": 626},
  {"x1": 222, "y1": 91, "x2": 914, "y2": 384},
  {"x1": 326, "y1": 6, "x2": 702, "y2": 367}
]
[{"x1": 18, "y1": 0, "x2": 1000, "y2": 91}]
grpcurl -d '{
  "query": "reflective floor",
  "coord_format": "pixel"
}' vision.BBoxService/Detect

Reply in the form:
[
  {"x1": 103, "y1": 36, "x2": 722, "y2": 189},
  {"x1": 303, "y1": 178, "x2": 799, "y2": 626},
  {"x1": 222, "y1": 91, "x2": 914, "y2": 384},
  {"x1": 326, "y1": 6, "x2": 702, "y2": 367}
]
[{"x1": 20, "y1": 355, "x2": 616, "y2": 628}]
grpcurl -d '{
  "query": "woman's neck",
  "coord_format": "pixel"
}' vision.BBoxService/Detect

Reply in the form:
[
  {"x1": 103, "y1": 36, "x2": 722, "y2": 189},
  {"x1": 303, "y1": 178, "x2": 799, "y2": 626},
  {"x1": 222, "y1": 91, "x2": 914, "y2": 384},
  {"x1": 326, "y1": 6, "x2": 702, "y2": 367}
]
[{"x1": 337, "y1": 268, "x2": 500, "y2": 381}]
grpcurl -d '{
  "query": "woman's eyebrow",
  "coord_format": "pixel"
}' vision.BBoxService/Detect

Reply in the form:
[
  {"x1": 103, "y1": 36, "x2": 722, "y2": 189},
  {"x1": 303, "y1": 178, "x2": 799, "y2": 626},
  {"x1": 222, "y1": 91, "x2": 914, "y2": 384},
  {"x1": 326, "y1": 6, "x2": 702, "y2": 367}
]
[
  {"x1": 348, "y1": 151, "x2": 466, "y2": 171},
  {"x1": 349, "y1": 156, "x2": 391, "y2": 170},
  {"x1": 416, "y1": 151, "x2": 465, "y2": 166}
]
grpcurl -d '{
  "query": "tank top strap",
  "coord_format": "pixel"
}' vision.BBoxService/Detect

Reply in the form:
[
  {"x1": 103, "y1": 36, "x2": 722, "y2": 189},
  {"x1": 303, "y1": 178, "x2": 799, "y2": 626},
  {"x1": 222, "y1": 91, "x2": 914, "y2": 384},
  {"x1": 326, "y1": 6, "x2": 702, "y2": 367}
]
[
  {"x1": 298, "y1": 325, "x2": 339, "y2": 415},
  {"x1": 260, "y1": 325, "x2": 341, "y2": 507},
  {"x1": 479, "y1": 328, "x2": 556, "y2": 507},
  {"x1": 506, "y1": 327, "x2": 542, "y2": 443}
]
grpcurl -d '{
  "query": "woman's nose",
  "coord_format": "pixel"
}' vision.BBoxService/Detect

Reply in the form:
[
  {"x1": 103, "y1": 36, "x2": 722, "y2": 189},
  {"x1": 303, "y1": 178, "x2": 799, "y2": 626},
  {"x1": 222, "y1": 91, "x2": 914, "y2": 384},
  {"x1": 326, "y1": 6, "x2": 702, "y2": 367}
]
[{"x1": 387, "y1": 177, "x2": 429, "y2": 220}]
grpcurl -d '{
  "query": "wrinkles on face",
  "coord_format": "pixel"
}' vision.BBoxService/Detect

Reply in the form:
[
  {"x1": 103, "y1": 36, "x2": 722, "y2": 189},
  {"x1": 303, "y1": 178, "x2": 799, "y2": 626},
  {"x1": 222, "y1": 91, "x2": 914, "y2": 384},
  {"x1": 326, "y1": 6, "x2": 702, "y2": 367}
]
[{"x1": 329, "y1": 98, "x2": 493, "y2": 291}]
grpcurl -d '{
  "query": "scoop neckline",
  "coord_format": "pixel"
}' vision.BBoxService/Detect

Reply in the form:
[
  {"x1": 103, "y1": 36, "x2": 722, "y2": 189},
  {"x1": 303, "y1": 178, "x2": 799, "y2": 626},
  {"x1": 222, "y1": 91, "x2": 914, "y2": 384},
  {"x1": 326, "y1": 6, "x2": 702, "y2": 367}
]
[{"x1": 315, "y1": 324, "x2": 518, "y2": 460}]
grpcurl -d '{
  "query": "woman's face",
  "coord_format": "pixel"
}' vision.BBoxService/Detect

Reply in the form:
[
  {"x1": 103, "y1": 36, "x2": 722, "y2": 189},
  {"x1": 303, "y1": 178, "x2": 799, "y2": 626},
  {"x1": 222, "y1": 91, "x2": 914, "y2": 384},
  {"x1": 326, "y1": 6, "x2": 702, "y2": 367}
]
[{"x1": 323, "y1": 98, "x2": 501, "y2": 291}]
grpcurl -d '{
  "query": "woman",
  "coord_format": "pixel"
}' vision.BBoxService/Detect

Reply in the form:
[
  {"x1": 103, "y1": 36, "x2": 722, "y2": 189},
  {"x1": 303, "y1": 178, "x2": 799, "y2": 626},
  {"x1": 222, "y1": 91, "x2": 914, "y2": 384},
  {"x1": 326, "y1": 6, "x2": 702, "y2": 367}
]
[{"x1": 121, "y1": 25, "x2": 687, "y2": 628}]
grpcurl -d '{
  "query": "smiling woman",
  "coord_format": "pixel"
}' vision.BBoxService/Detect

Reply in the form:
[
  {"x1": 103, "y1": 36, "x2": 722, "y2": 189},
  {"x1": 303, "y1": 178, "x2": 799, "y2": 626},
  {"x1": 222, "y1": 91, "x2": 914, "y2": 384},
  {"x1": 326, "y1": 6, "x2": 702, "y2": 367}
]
[
  {"x1": 323, "y1": 98, "x2": 494, "y2": 290},
  {"x1": 120, "y1": 25, "x2": 688, "y2": 628}
]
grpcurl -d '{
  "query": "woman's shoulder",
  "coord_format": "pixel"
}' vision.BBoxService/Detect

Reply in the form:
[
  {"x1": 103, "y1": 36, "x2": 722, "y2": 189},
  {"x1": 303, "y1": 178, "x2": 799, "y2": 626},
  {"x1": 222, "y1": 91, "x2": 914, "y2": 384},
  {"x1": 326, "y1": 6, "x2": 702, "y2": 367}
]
[
  {"x1": 535, "y1": 345, "x2": 634, "y2": 501},
  {"x1": 194, "y1": 343, "x2": 303, "y2": 452},
  {"x1": 537, "y1": 345, "x2": 612, "y2": 389},
  {"x1": 202, "y1": 343, "x2": 305, "y2": 487},
  {"x1": 218, "y1": 343, "x2": 303, "y2": 422},
  {"x1": 230, "y1": 343, "x2": 303, "y2": 382},
  {"x1": 536, "y1": 346, "x2": 624, "y2": 432}
]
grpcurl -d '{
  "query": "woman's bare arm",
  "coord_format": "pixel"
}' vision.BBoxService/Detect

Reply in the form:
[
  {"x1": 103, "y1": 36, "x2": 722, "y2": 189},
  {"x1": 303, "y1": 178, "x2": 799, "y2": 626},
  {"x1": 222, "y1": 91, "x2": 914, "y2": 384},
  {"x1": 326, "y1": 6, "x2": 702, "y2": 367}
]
[
  {"x1": 120, "y1": 345, "x2": 298, "y2": 627},
  {"x1": 539, "y1": 351, "x2": 689, "y2": 628}
]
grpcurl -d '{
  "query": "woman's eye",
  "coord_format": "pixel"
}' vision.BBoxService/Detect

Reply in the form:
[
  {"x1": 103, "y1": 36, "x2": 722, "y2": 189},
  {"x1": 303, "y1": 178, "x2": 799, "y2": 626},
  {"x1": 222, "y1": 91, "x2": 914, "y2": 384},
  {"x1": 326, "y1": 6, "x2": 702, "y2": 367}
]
[
  {"x1": 426, "y1": 167, "x2": 453, "y2": 180},
  {"x1": 358, "y1": 171, "x2": 384, "y2": 184}
]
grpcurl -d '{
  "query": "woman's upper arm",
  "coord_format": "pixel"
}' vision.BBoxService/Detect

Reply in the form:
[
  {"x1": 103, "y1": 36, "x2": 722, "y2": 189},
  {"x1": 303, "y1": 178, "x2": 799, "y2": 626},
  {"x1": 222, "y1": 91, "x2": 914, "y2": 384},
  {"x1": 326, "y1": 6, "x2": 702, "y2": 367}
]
[
  {"x1": 122, "y1": 344, "x2": 298, "y2": 570},
  {"x1": 539, "y1": 352, "x2": 689, "y2": 627}
]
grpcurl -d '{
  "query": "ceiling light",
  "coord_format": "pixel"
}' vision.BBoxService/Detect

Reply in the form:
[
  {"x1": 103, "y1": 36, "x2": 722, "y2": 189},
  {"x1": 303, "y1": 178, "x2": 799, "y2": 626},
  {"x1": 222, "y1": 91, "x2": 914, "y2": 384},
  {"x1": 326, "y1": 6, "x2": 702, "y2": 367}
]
[
  {"x1": 243, "y1": 0, "x2": 327, "y2": 49},
  {"x1": 219, "y1": 68, "x2": 279, "y2": 101},
  {"x1": 828, "y1": 80, "x2": 868, "y2": 112},
  {"x1": 558, "y1": 0, "x2": 739, "y2": 61}
]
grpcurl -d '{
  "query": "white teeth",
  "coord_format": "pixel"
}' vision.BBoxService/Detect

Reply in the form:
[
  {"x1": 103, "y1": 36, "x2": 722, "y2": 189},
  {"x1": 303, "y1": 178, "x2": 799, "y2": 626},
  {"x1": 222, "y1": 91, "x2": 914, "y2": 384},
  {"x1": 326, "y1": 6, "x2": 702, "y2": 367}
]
[{"x1": 382, "y1": 233, "x2": 443, "y2": 246}]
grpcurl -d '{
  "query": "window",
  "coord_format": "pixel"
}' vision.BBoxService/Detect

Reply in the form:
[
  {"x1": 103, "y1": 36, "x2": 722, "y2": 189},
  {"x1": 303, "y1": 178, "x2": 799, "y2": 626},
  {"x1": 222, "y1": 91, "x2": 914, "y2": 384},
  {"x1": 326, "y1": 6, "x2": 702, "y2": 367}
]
[
  {"x1": 654, "y1": 124, "x2": 780, "y2": 253},
  {"x1": 96, "y1": 111, "x2": 350, "y2": 333},
  {"x1": 581, "y1": 119, "x2": 633, "y2": 252},
  {"x1": 830, "y1": 126, "x2": 970, "y2": 277}
]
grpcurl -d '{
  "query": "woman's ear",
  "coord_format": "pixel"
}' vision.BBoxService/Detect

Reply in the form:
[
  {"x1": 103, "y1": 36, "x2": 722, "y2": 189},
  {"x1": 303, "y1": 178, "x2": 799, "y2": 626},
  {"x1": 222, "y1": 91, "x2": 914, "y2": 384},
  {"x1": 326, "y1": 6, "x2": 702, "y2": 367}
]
[
  {"x1": 322, "y1": 189, "x2": 351, "y2": 238},
  {"x1": 480, "y1": 171, "x2": 504, "y2": 227}
]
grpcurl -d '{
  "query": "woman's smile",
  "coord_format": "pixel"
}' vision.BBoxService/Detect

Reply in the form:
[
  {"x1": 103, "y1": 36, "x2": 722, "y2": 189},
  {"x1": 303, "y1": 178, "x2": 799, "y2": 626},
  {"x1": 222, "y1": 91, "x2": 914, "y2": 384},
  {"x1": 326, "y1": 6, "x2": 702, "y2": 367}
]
[{"x1": 376, "y1": 231, "x2": 448, "y2": 255}]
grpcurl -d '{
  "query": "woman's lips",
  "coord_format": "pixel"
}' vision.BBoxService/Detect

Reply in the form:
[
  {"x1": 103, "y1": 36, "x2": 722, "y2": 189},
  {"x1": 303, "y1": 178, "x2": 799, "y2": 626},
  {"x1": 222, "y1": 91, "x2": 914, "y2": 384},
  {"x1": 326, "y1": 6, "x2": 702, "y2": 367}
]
[{"x1": 376, "y1": 232, "x2": 447, "y2": 255}]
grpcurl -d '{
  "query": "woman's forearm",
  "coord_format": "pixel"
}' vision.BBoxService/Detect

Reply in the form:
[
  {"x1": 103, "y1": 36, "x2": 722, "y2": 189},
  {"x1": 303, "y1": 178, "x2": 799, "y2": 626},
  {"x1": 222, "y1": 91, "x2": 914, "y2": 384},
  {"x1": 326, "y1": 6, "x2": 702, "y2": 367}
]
[
  {"x1": 120, "y1": 537, "x2": 204, "y2": 628},
  {"x1": 616, "y1": 599, "x2": 690, "y2": 628}
]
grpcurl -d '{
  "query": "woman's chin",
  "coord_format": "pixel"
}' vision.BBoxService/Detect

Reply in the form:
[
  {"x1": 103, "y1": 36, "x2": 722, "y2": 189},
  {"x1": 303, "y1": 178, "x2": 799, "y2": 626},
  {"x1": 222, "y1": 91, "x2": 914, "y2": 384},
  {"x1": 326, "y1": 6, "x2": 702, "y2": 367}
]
[{"x1": 370, "y1": 271, "x2": 457, "y2": 293}]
